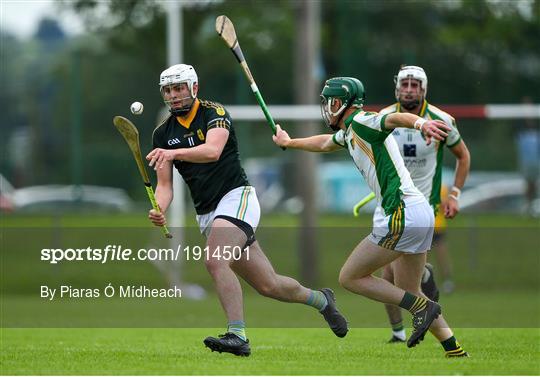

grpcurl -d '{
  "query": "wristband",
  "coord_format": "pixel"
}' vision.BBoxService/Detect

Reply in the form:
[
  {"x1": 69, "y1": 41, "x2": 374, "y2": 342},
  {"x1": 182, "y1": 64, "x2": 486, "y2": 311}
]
[
  {"x1": 414, "y1": 118, "x2": 427, "y2": 131},
  {"x1": 448, "y1": 194, "x2": 459, "y2": 202},
  {"x1": 450, "y1": 186, "x2": 461, "y2": 199}
]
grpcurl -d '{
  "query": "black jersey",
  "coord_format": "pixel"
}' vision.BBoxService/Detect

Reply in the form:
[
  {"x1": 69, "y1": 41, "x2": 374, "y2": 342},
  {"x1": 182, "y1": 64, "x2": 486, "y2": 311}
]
[{"x1": 152, "y1": 99, "x2": 249, "y2": 214}]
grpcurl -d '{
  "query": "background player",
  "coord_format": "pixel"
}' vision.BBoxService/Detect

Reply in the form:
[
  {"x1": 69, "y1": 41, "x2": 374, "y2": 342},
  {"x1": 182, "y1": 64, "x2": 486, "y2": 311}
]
[
  {"x1": 146, "y1": 64, "x2": 348, "y2": 357},
  {"x1": 379, "y1": 66, "x2": 470, "y2": 342}
]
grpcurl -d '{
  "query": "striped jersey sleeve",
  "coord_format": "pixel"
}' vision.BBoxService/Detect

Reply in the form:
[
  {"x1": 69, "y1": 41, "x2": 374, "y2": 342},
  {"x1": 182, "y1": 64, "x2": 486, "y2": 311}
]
[
  {"x1": 206, "y1": 104, "x2": 232, "y2": 131},
  {"x1": 349, "y1": 111, "x2": 392, "y2": 144}
]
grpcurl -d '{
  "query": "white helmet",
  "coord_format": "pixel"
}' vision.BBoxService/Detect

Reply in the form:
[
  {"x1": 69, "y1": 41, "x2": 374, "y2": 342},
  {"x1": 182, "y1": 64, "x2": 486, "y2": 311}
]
[
  {"x1": 159, "y1": 64, "x2": 198, "y2": 115},
  {"x1": 159, "y1": 64, "x2": 198, "y2": 98},
  {"x1": 394, "y1": 65, "x2": 428, "y2": 100}
]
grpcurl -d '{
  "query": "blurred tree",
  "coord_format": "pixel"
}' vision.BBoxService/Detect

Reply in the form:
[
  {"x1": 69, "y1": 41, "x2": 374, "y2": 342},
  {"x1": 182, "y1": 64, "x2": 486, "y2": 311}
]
[
  {"x1": 0, "y1": 32, "x2": 24, "y2": 164},
  {"x1": 323, "y1": 0, "x2": 540, "y2": 104},
  {"x1": 3, "y1": 0, "x2": 537, "y2": 191},
  {"x1": 60, "y1": 0, "x2": 539, "y2": 103},
  {"x1": 35, "y1": 18, "x2": 65, "y2": 43}
]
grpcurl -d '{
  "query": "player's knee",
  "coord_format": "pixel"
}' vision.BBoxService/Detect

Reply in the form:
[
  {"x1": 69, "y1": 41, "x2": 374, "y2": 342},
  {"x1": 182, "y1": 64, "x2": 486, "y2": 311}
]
[
  {"x1": 339, "y1": 265, "x2": 365, "y2": 289},
  {"x1": 338, "y1": 269, "x2": 354, "y2": 291},
  {"x1": 339, "y1": 269, "x2": 372, "y2": 294},
  {"x1": 204, "y1": 256, "x2": 228, "y2": 275},
  {"x1": 382, "y1": 265, "x2": 394, "y2": 283}
]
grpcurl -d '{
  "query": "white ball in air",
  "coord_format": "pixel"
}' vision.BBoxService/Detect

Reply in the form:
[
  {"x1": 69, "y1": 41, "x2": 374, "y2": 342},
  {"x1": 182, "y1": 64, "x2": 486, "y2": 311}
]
[{"x1": 130, "y1": 101, "x2": 144, "y2": 115}]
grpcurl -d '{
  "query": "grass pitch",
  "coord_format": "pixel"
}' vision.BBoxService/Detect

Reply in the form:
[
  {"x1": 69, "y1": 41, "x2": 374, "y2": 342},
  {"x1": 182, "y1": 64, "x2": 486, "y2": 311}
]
[
  {"x1": 2, "y1": 328, "x2": 539, "y2": 375},
  {"x1": 1, "y1": 212, "x2": 539, "y2": 375}
]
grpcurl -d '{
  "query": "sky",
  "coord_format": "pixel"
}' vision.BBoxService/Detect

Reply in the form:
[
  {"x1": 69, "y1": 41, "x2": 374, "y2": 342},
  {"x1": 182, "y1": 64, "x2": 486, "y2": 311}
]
[{"x1": 1, "y1": 0, "x2": 84, "y2": 39}]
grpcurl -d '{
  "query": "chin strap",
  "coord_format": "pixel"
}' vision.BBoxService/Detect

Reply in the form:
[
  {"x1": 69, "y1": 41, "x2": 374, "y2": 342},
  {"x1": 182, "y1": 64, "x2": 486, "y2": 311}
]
[
  {"x1": 330, "y1": 102, "x2": 361, "y2": 131},
  {"x1": 169, "y1": 98, "x2": 195, "y2": 116},
  {"x1": 330, "y1": 111, "x2": 346, "y2": 131},
  {"x1": 400, "y1": 96, "x2": 425, "y2": 112},
  {"x1": 170, "y1": 108, "x2": 190, "y2": 116}
]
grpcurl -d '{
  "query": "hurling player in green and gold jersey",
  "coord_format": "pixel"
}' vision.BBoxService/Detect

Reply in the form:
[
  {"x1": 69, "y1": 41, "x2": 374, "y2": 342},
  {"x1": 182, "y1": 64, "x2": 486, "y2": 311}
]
[
  {"x1": 379, "y1": 66, "x2": 470, "y2": 343},
  {"x1": 274, "y1": 77, "x2": 468, "y2": 357},
  {"x1": 146, "y1": 64, "x2": 348, "y2": 357}
]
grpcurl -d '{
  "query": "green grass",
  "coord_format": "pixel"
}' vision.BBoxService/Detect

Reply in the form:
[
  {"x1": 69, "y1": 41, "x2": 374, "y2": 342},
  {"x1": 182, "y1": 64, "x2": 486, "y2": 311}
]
[
  {"x1": 2, "y1": 215, "x2": 539, "y2": 295},
  {"x1": 2, "y1": 291, "x2": 538, "y2": 328},
  {"x1": 2, "y1": 211, "x2": 539, "y2": 228},
  {"x1": 2, "y1": 328, "x2": 539, "y2": 375},
  {"x1": 1, "y1": 213, "x2": 539, "y2": 374}
]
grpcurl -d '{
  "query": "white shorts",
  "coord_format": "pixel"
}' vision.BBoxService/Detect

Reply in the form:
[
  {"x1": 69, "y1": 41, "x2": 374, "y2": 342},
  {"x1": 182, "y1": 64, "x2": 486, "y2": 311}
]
[
  {"x1": 368, "y1": 196, "x2": 434, "y2": 253},
  {"x1": 196, "y1": 186, "x2": 261, "y2": 237}
]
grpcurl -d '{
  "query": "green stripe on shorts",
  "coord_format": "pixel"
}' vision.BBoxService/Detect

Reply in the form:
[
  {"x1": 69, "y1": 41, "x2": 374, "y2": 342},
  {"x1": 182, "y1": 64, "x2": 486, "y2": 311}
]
[{"x1": 379, "y1": 203, "x2": 405, "y2": 250}]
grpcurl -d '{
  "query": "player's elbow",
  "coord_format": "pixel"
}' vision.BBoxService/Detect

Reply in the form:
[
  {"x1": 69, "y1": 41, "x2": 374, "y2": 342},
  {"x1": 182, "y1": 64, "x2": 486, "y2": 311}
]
[
  {"x1": 321, "y1": 144, "x2": 334, "y2": 153},
  {"x1": 461, "y1": 147, "x2": 471, "y2": 164},
  {"x1": 318, "y1": 137, "x2": 337, "y2": 152},
  {"x1": 206, "y1": 147, "x2": 222, "y2": 162}
]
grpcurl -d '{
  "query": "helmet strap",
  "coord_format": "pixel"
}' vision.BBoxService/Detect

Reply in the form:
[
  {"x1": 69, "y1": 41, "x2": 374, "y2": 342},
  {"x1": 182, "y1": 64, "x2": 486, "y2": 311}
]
[
  {"x1": 327, "y1": 98, "x2": 350, "y2": 130},
  {"x1": 400, "y1": 98, "x2": 421, "y2": 111},
  {"x1": 330, "y1": 111, "x2": 347, "y2": 131},
  {"x1": 169, "y1": 97, "x2": 195, "y2": 116}
]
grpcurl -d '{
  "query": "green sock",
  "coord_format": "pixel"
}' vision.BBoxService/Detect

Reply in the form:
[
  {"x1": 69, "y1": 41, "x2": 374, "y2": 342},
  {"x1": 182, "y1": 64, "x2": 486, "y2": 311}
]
[
  {"x1": 305, "y1": 290, "x2": 328, "y2": 311},
  {"x1": 399, "y1": 291, "x2": 428, "y2": 314},
  {"x1": 391, "y1": 320, "x2": 404, "y2": 332},
  {"x1": 391, "y1": 320, "x2": 406, "y2": 340},
  {"x1": 227, "y1": 320, "x2": 246, "y2": 341},
  {"x1": 441, "y1": 335, "x2": 466, "y2": 355}
]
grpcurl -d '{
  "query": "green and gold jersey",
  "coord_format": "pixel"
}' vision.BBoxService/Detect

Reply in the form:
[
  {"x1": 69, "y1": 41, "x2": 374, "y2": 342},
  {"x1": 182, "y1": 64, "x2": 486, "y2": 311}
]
[
  {"x1": 152, "y1": 99, "x2": 249, "y2": 215},
  {"x1": 333, "y1": 110, "x2": 424, "y2": 216},
  {"x1": 379, "y1": 100, "x2": 461, "y2": 207}
]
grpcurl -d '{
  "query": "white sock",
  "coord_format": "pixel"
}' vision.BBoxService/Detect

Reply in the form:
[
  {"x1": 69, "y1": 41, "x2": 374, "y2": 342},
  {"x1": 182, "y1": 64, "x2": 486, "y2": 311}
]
[
  {"x1": 393, "y1": 329, "x2": 406, "y2": 340},
  {"x1": 422, "y1": 266, "x2": 431, "y2": 283}
]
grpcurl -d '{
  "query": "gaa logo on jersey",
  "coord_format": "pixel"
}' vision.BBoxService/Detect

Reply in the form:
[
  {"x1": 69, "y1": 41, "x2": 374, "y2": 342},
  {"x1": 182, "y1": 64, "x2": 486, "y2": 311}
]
[
  {"x1": 167, "y1": 138, "x2": 181, "y2": 146},
  {"x1": 403, "y1": 144, "x2": 417, "y2": 157}
]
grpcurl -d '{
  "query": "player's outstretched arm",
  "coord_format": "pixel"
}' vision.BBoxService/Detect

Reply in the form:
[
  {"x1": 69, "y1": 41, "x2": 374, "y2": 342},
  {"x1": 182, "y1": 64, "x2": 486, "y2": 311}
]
[
  {"x1": 384, "y1": 113, "x2": 451, "y2": 145},
  {"x1": 272, "y1": 124, "x2": 340, "y2": 152}
]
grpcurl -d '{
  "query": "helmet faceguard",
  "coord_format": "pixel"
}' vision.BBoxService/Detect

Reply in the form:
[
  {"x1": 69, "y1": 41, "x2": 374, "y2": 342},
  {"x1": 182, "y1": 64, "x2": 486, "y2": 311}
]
[
  {"x1": 320, "y1": 96, "x2": 348, "y2": 131},
  {"x1": 394, "y1": 65, "x2": 428, "y2": 111},
  {"x1": 320, "y1": 77, "x2": 365, "y2": 131},
  {"x1": 159, "y1": 64, "x2": 198, "y2": 116}
]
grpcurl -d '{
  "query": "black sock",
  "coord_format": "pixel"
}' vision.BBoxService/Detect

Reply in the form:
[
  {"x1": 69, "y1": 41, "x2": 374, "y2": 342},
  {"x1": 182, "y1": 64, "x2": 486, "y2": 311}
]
[
  {"x1": 441, "y1": 335, "x2": 466, "y2": 355},
  {"x1": 398, "y1": 292, "x2": 427, "y2": 314}
]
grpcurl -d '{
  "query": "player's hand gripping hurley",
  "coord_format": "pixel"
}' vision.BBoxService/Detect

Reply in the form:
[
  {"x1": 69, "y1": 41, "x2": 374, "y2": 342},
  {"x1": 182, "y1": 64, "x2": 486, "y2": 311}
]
[
  {"x1": 216, "y1": 15, "x2": 285, "y2": 150},
  {"x1": 113, "y1": 116, "x2": 172, "y2": 238}
]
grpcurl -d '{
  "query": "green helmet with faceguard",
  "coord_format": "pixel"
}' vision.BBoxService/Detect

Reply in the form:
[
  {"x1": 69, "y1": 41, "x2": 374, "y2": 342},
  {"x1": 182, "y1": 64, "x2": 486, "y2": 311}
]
[{"x1": 320, "y1": 77, "x2": 365, "y2": 130}]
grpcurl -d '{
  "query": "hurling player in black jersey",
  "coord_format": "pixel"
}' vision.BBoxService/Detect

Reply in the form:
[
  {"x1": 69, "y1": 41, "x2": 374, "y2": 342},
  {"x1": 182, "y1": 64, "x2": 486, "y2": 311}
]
[{"x1": 146, "y1": 64, "x2": 348, "y2": 356}]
